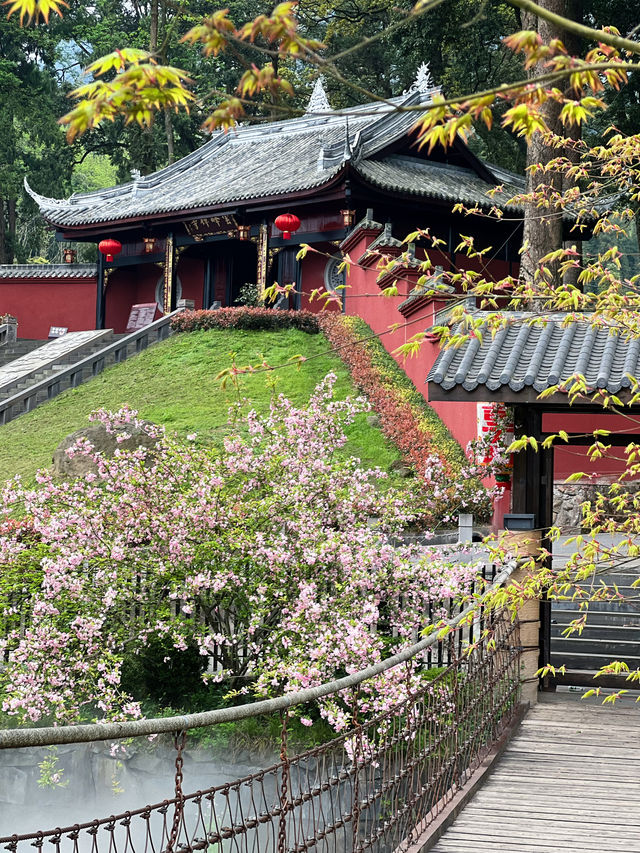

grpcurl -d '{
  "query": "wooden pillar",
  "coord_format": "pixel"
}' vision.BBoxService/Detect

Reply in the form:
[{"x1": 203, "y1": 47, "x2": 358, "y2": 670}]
[
  {"x1": 96, "y1": 251, "x2": 106, "y2": 329},
  {"x1": 509, "y1": 405, "x2": 554, "y2": 703},
  {"x1": 277, "y1": 247, "x2": 298, "y2": 309},
  {"x1": 163, "y1": 233, "x2": 176, "y2": 314},
  {"x1": 257, "y1": 222, "x2": 268, "y2": 300},
  {"x1": 225, "y1": 255, "x2": 234, "y2": 307},
  {"x1": 203, "y1": 256, "x2": 213, "y2": 309}
]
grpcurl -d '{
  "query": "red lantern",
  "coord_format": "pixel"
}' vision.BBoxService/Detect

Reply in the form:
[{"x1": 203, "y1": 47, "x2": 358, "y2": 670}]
[
  {"x1": 274, "y1": 213, "x2": 301, "y2": 241},
  {"x1": 98, "y1": 238, "x2": 123, "y2": 263}
]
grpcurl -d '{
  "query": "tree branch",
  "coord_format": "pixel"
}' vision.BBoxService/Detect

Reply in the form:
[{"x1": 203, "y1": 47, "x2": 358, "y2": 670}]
[{"x1": 507, "y1": 0, "x2": 640, "y2": 56}]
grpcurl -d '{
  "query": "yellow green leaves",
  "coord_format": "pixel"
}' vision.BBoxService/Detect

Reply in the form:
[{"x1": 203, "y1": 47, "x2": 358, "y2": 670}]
[
  {"x1": 559, "y1": 96, "x2": 606, "y2": 127},
  {"x1": 501, "y1": 102, "x2": 548, "y2": 140},
  {"x1": 237, "y1": 64, "x2": 294, "y2": 99},
  {"x1": 180, "y1": 9, "x2": 235, "y2": 57},
  {"x1": 60, "y1": 52, "x2": 194, "y2": 142},
  {"x1": 3, "y1": 0, "x2": 66, "y2": 24}
]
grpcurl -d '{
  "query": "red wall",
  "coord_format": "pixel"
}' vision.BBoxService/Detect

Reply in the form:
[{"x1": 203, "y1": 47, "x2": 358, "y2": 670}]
[
  {"x1": 177, "y1": 256, "x2": 204, "y2": 309},
  {"x1": 0, "y1": 277, "x2": 96, "y2": 339},
  {"x1": 106, "y1": 264, "x2": 179, "y2": 332},
  {"x1": 300, "y1": 248, "x2": 341, "y2": 312},
  {"x1": 335, "y1": 227, "x2": 632, "y2": 484}
]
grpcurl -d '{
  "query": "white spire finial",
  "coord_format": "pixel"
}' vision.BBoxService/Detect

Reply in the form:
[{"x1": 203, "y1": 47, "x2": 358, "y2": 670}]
[
  {"x1": 306, "y1": 77, "x2": 332, "y2": 114},
  {"x1": 404, "y1": 62, "x2": 438, "y2": 95}
]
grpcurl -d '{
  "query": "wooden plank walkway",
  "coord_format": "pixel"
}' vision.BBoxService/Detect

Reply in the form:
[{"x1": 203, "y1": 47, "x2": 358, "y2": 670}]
[{"x1": 430, "y1": 694, "x2": 640, "y2": 852}]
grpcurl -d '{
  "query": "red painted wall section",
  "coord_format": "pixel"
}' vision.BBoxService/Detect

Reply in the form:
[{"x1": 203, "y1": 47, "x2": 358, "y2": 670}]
[
  {"x1": 0, "y1": 277, "x2": 96, "y2": 339},
  {"x1": 300, "y1": 246, "x2": 341, "y2": 312},
  {"x1": 105, "y1": 269, "x2": 135, "y2": 332},
  {"x1": 544, "y1": 412, "x2": 638, "y2": 481},
  {"x1": 177, "y1": 256, "x2": 204, "y2": 308},
  {"x1": 106, "y1": 265, "x2": 162, "y2": 332},
  {"x1": 340, "y1": 227, "x2": 482, "y2": 458}
]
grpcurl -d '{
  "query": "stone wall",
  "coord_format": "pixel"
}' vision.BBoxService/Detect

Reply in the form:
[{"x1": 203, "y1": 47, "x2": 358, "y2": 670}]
[
  {"x1": 0, "y1": 739, "x2": 278, "y2": 837},
  {"x1": 553, "y1": 480, "x2": 640, "y2": 530}
]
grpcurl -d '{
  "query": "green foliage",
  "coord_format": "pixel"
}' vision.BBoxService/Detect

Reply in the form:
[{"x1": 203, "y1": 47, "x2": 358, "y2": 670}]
[
  {"x1": 338, "y1": 315, "x2": 468, "y2": 472},
  {"x1": 0, "y1": 328, "x2": 403, "y2": 484},
  {"x1": 120, "y1": 636, "x2": 208, "y2": 707},
  {"x1": 170, "y1": 307, "x2": 320, "y2": 334}
]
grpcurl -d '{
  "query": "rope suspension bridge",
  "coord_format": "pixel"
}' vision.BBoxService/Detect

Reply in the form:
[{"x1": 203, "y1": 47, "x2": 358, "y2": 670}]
[
  {"x1": 0, "y1": 563, "x2": 524, "y2": 853},
  {"x1": 1, "y1": 557, "x2": 637, "y2": 853}
]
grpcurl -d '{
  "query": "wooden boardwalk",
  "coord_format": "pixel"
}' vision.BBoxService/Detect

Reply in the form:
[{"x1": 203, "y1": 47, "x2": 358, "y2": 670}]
[{"x1": 430, "y1": 694, "x2": 640, "y2": 852}]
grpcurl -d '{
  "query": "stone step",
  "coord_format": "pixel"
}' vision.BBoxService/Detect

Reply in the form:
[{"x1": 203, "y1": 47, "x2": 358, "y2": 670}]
[
  {"x1": 552, "y1": 634, "x2": 640, "y2": 654},
  {"x1": 551, "y1": 622, "x2": 640, "y2": 640},
  {"x1": 550, "y1": 650, "x2": 640, "y2": 669},
  {"x1": 552, "y1": 607, "x2": 640, "y2": 625},
  {"x1": 0, "y1": 319, "x2": 174, "y2": 426}
]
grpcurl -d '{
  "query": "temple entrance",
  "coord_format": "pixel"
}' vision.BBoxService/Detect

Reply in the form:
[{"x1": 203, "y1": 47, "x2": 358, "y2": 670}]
[{"x1": 179, "y1": 241, "x2": 259, "y2": 309}]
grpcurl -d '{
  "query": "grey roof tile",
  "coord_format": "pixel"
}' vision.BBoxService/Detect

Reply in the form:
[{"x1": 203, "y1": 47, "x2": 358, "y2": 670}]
[
  {"x1": 354, "y1": 156, "x2": 524, "y2": 210},
  {"x1": 0, "y1": 264, "x2": 97, "y2": 279},
  {"x1": 26, "y1": 91, "x2": 525, "y2": 230},
  {"x1": 427, "y1": 313, "x2": 640, "y2": 395}
]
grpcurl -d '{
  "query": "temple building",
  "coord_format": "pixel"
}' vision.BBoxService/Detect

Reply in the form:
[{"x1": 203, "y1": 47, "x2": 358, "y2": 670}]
[{"x1": 21, "y1": 68, "x2": 526, "y2": 337}]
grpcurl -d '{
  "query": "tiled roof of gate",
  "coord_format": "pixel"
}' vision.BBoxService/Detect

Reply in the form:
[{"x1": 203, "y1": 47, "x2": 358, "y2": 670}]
[
  {"x1": 25, "y1": 89, "x2": 524, "y2": 229},
  {"x1": 427, "y1": 314, "x2": 640, "y2": 395},
  {"x1": 0, "y1": 264, "x2": 97, "y2": 279},
  {"x1": 356, "y1": 156, "x2": 524, "y2": 209}
]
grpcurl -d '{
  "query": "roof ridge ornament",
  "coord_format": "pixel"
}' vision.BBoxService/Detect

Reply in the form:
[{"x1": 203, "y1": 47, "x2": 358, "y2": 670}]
[
  {"x1": 306, "y1": 76, "x2": 332, "y2": 114},
  {"x1": 404, "y1": 62, "x2": 439, "y2": 96},
  {"x1": 23, "y1": 178, "x2": 69, "y2": 208}
]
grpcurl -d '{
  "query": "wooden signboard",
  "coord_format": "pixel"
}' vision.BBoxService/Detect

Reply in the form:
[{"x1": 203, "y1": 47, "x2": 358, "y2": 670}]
[
  {"x1": 185, "y1": 214, "x2": 238, "y2": 240},
  {"x1": 126, "y1": 303, "x2": 157, "y2": 333}
]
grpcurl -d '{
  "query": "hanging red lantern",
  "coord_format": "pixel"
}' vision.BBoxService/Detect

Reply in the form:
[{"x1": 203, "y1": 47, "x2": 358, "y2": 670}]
[
  {"x1": 98, "y1": 238, "x2": 123, "y2": 263},
  {"x1": 274, "y1": 213, "x2": 301, "y2": 241}
]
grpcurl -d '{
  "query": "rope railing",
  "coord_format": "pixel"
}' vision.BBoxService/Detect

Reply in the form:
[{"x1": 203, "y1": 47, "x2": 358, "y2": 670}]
[{"x1": 0, "y1": 560, "x2": 522, "y2": 853}]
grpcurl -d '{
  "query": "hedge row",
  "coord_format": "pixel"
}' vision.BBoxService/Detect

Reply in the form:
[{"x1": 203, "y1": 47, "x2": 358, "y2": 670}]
[
  {"x1": 317, "y1": 314, "x2": 491, "y2": 523},
  {"x1": 171, "y1": 308, "x2": 320, "y2": 334}
]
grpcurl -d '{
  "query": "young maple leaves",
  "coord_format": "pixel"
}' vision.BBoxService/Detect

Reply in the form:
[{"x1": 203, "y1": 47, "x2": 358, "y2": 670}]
[
  {"x1": 59, "y1": 2, "x2": 322, "y2": 140},
  {"x1": 60, "y1": 49, "x2": 195, "y2": 143},
  {"x1": 414, "y1": 27, "x2": 630, "y2": 154}
]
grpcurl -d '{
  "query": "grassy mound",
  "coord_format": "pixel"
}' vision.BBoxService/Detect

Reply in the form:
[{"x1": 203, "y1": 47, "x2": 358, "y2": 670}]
[{"x1": 0, "y1": 328, "x2": 403, "y2": 485}]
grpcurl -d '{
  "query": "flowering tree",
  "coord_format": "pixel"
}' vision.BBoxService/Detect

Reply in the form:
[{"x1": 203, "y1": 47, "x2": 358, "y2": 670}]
[
  {"x1": 6, "y1": 0, "x2": 640, "y2": 697},
  {"x1": 0, "y1": 375, "x2": 482, "y2": 728}
]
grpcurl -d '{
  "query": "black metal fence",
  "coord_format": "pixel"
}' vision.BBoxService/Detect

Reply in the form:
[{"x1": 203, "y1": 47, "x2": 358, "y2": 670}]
[{"x1": 0, "y1": 605, "x2": 521, "y2": 853}]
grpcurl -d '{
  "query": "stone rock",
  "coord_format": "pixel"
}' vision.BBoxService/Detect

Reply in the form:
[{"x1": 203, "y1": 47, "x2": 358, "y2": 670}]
[
  {"x1": 0, "y1": 766, "x2": 28, "y2": 805},
  {"x1": 553, "y1": 480, "x2": 640, "y2": 530},
  {"x1": 366, "y1": 414, "x2": 381, "y2": 427},
  {"x1": 390, "y1": 459, "x2": 413, "y2": 478},
  {"x1": 128, "y1": 751, "x2": 164, "y2": 774},
  {"x1": 52, "y1": 422, "x2": 159, "y2": 478}
]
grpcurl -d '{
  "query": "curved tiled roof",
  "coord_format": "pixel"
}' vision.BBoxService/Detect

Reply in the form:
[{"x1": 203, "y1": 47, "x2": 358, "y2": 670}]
[
  {"x1": 25, "y1": 90, "x2": 523, "y2": 230},
  {"x1": 427, "y1": 314, "x2": 640, "y2": 396},
  {"x1": 354, "y1": 156, "x2": 524, "y2": 210}
]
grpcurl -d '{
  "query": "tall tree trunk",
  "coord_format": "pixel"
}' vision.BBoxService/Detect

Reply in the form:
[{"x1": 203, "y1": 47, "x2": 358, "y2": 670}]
[
  {"x1": 7, "y1": 197, "x2": 16, "y2": 264},
  {"x1": 561, "y1": 0, "x2": 584, "y2": 288},
  {"x1": 149, "y1": 0, "x2": 158, "y2": 53},
  {"x1": 164, "y1": 109, "x2": 175, "y2": 163},
  {"x1": 520, "y1": 1, "x2": 578, "y2": 287},
  {"x1": 0, "y1": 199, "x2": 7, "y2": 265}
]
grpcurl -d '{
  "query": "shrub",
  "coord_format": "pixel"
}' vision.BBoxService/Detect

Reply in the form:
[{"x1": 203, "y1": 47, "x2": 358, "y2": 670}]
[
  {"x1": 171, "y1": 307, "x2": 320, "y2": 334},
  {"x1": 0, "y1": 385, "x2": 481, "y2": 729},
  {"x1": 317, "y1": 314, "x2": 492, "y2": 523}
]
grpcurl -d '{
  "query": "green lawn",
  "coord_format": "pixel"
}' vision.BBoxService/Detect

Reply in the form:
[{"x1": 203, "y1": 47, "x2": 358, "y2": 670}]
[{"x1": 0, "y1": 328, "x2": 402, "y2": 484}]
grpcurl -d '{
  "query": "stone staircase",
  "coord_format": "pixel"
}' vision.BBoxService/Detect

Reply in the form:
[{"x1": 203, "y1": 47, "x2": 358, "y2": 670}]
[
  {"x1": 0, "y1": 339, "x2": 46, "y2": 369},
  {"x1": 0, "y1": 331, "x2": 115, "y2": 408},
  {"x1": 0, "y1": 313, "x2": 178, "y2": 426},
  {"x1": 550, "y1": 567, "x2": 640, "y2": 672}
]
